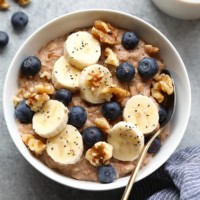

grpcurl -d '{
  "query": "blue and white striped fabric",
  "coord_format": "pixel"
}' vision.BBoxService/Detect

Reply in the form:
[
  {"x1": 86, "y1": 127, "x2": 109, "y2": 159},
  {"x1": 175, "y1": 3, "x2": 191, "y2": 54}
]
[{"x1": 130, "y1": 145, "x2": 200, "y2": 200}]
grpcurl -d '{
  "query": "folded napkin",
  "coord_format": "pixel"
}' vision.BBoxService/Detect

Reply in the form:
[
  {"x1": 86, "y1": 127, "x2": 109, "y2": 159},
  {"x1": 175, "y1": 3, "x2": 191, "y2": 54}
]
[{"x1": 130, "y1": 145, "x2": 200, "y2": 200}]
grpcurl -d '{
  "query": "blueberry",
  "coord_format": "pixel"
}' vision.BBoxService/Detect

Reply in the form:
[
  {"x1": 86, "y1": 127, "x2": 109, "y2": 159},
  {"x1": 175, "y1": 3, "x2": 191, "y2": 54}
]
[
  {"x1": 138, "y1": 57, "x2": 159, "y2": 79},
  {"x1": 11, "y1": 12, "x2": 28, "y2": 29},
  {"x1": 116, "y1": 62, "x2": 135, "y2": 82},
  {"x1": 82, "y1": 126, "x2": 103, "y2": 146},
  {"x1": 0, "y1": 31, "x2": 9, "y2": 47},
  {"x1": 98, "y1": 165, "x2": 116, "y2": 183},
  {"x1": 159, "y1": 106, "x2": 167, "y2": 125},
  {"x1": 102, "y1": 101, "x2": 121, "y2": 121},
  {"x1": 147, "y1": 137, "x2": 161, "y2": 154},
  {"x1": 122, "y1": 31, "x2": 139, "y2": 50},
  {"x1": 68, "y1": 106, "x2": 87, "y2": 128},
  {"x1": 21, "y1": 56, "x2": 41, "y2": 77},
  {"x1": 55, "y1": 89, "x2": 72, "y2": 106},
  {"x1": 15, "y1": 100, "x2": 34, "y2": 123}
]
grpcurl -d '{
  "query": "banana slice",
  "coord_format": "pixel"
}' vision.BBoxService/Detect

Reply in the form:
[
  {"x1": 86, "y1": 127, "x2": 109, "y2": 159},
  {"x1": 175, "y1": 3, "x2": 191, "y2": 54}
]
[
  {"x1": 64, "y1": 31, "x2": 101, "y2": 70},
  {"x1": 33, "y1": 100, "x2": 68, "y2": 138},
  {"x1": 46, "y1": 125, "x2": 84, "y2": 165},
  {"x1": 107, "y1": 121, "x2": 144, "y2": 161},
  {"x1": 52, "y1": 56, "x2": 81, "y2": 92},
  {"x1": 123, "y1": 94, "x2": 159, "y2": 134},
  {"x1": 79, "y1": 64, "x2": 113, "y2": 104}
]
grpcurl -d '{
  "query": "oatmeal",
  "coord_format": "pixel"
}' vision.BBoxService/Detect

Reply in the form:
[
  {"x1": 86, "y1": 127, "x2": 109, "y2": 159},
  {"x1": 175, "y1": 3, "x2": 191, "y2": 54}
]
[{"x1": 14, "y1": 20, "x2": 174, "y2": 183}]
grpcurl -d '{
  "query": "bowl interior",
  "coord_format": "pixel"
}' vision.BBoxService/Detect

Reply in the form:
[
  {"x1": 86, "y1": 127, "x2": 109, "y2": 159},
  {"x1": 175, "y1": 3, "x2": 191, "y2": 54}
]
[{"x1": 3, "y1": 9, "x2": 191, "y2": 191}]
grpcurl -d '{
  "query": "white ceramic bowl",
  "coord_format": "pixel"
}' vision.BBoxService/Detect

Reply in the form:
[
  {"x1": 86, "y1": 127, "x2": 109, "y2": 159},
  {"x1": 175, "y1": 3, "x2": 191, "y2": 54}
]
[
  {"x1": 3, "y1": 9, "x2": 191, "y2": 191},
  {"x1": 152, "y1": 0, "x2": 200, "y2": 20}
]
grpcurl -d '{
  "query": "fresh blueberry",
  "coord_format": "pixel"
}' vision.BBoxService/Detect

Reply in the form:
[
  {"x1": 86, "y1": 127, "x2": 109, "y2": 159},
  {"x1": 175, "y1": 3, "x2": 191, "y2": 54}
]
[
  {"x1": 15, "y1": 100, "x2": 34, "y2": 123},
  {"x1": 0, "y1": 31, "x2": 9, "y2": 47},
  {"x1": 21, "y1": 56, "x2": 41, "y2": 77},
  {"x1": 159, "y1": 106, "x2": 167, "y2": 125},
  {"x1": 68, "y1": 106, "x2": 87, "y2": 128},
  {"x1": 98, "y1": 165, "x2": 116, "y2": 183},
  {"x1": 102, "y1": 101, "x2": 121, "y2": 121},
  {"x1": 138, "y1": 57, "x2": 159, "y2": 79},
  {"x1": 147, "y1": 137, "x2": 161, "y2": 154},
  {"x1": 11, "y1": 12, "x2": 28, "y2": 29},
  {"x1": 82, "y1": 126, "x2": 103, "y2": 147},
  {"x1": 116, "y1": 62, "x2": 135, "y2": 82},
  {"x1": 55, "y1": 89, "x2": 72, "y2": 106},
  {"x1": 122, "y1": 31, "x2": 139, "y2": 50}
]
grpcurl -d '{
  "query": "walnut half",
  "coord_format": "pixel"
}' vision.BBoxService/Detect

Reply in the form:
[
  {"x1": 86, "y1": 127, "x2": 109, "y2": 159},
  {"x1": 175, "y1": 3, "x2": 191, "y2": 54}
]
[
  {"x1": 85, "y1": 141, "x2": 113, "y2": 166},
  {"x1": 92, "y1": 20, "x2": 118, "y2": 45},
  {"x1": 22, "y1": 134, "x2": 46, "y2": 156},
  {"x1": 151, "y1": 73, "x2": 174, "y2": 103}
]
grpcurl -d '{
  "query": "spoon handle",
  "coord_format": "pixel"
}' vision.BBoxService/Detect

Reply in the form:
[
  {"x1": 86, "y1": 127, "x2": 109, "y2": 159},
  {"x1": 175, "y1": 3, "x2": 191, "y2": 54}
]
[{"x1": 121, "y1": 127, "x2": 164, "y2": 200}]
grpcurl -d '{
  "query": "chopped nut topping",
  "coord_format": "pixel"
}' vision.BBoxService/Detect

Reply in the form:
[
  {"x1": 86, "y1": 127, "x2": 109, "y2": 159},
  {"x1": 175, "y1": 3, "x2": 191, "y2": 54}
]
[
  {"x1": 94, "y1": 117, "x2": 111, "y2": 134},
  {"x1": 0, "y1": 0, "x2": 10, "y2": 10},
  {"x1": 22, "y1": 134, "x2": 46, "y2": 156},
  {"x1": 100, "y1": 84, "x2": 130, "y2": 102},
  {"x1": 13, "y1": 96, "x2": 23, "y2": 107},
  {"x1": 14, "y1": 0, "x2": 31, "y2": 6},
  {"x1": 39, "y1": 71, "x2": 51, "y2": 80},
  {"x1": 145, "y1": 45, "x2": 159, "y2": 56},
  {"x1": 151, "y1": 73, "x2": 174, "y2": 103},
  {"x1": 14, "y1": 83, "x2": 54, "y2": 111},
  {"x1": 35, "y1": 83, "x2": 54, "y2": 94},
  {"x1": 85, "y1": 141, "x2": 113, "y2": 166},
  {"x1": 26, "y1": 93, "x2": 50, "y2": 112},
  {"x1": 87, "y1": 72, "x2": 104, "y2": 91},
  {"x1": 92, "y1": 20, "x2": 118, "y2": 45},
  {"x1": 104, "y1": 47, "x2": 119, "y2": 67}
]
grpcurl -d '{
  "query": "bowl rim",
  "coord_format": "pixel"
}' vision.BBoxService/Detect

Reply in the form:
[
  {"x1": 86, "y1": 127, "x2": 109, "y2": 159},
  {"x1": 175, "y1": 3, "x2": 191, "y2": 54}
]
[{"x1": 3, "y1": 8, "x2": 191, "y2": 191}]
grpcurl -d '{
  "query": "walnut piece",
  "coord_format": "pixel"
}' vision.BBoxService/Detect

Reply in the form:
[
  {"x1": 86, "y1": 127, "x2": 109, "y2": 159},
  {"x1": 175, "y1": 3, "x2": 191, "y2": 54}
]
[
  {"x1": 85, "y1": 141, "x2": 113, "y2": 166},
  {"x1": 151, "y1": 73, "x2": 174, "y2": 103},
  {"x1": 35, "y1": 83, "x2": 54, "y2": 94},
  {"x1": 14, "y1": 0, "x2": 31, "y2": 6},
  {"x1": 0, "y1": 0, "x2": 10, "y2": 10},
  {"x1": 104, "y1": 47, "x2": 119, "y2": 67},
  {"x1": 145, "y1": 45, "x2": 159, "y2": 56},
  {"x1": 22, "y1": 134, "x2": 46, "y2": 156},
  {"x1": 94, "y1": 117, "x2": 110, "y2": 134},
  {"x1": 13, "y1": 96, "x2": 23, "y2": 107},
  {"x1": 87, "y1": 72, "x2": 104, "y2": 91},
  {"x1": 39, "y1": 71, "x2": 51, "y2": 80},
  {"x1": 100, "y1": 84, "x2": 130, "y2": 102},
  {"x1": 26, "y1": 93, "x2": 50, "y2": 112},
  {"x1": 92, "y1": 20, "x2": 118, "y2": 45}
]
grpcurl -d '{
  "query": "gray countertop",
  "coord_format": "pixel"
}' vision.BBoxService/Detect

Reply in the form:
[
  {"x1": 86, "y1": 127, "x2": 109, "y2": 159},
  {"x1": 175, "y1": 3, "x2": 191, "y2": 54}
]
[{"x1": 0, "y1": 0, "x2": 200, "y2": 199}]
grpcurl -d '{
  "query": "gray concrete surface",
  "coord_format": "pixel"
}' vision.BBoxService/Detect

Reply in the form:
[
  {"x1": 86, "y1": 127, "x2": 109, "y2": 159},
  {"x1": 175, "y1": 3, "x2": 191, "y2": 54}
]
[{"x1": 0, "y1": 0, "x2": 200, "y2": 199}]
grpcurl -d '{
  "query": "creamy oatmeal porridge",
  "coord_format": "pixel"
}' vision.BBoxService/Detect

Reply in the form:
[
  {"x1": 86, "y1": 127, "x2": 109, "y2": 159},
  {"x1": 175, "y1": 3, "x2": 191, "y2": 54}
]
[{"x1": 14, "y1": 20, "x2": 174, "y2": 183}]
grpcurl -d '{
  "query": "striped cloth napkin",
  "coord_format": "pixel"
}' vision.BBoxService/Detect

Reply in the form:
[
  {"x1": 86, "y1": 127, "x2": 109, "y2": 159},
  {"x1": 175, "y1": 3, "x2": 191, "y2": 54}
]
[{"x1": 130, "y1": 145, "x2": 200, "y2": 200}]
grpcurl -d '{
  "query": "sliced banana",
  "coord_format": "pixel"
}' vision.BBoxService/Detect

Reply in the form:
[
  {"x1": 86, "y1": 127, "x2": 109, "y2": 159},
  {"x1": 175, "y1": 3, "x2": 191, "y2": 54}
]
[
  {"x1": 32, "y1": 100, "x2": 68, "y2": 138},
  {"x1": 46, "y1": 125, "x2": 84, "y2": 165},
  {"x1": 52, "y1": 56, "x2": 81, "y2": 92},
  {"x1": 79, "y1": 64, "x2": 113, "y2": 104},
  {"x1": 107, "y1": 121, "x2": 144, "y2": 161},
  {"x1": 123, "y1": 94, "x2": 159, "y2": 134},
  {"x1": 64, "y1": 31, "x2": 101, "y2": 70}
]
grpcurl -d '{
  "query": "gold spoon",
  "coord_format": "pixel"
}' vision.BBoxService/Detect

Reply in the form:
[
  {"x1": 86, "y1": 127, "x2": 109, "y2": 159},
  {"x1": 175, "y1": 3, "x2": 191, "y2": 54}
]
[{"x1": 121, "y1": 70, "x2": 176, "y2": 200}]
